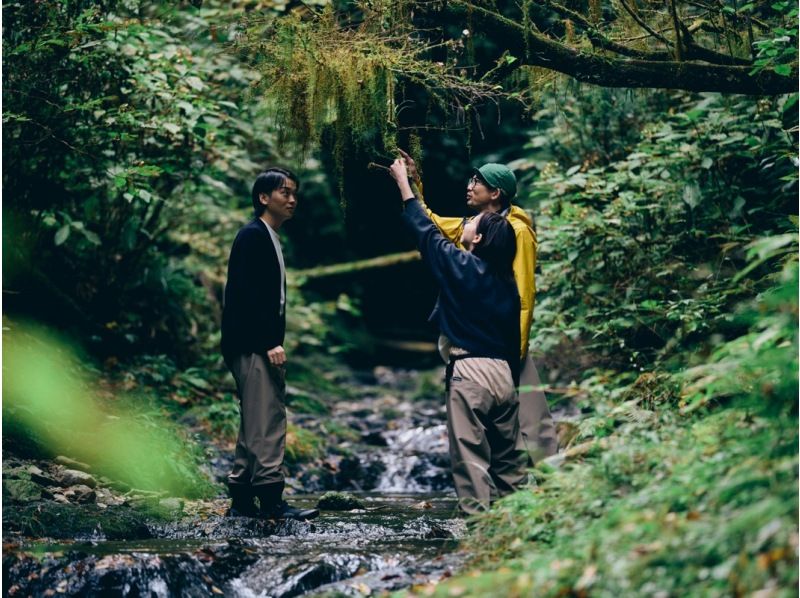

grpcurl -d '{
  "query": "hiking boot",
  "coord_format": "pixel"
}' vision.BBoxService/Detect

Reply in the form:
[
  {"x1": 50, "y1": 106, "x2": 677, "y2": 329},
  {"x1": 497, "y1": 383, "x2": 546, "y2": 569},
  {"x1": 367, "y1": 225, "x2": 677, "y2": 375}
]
[
  {"x1": 265, "y1": 499, "x2": 320, "y2": 521},
  {"x1": 226, "y1": 483, "x2": 258, "y2": 518},
  {"x1": 254, "y1": 481, "x2": 319, "y2": 521}
]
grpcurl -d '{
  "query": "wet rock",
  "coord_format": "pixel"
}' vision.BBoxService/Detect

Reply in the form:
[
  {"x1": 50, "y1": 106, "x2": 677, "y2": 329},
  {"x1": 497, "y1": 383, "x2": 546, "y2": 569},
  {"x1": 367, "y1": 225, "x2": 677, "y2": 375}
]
[
  {"x1": 28, "y1": 465, "x2": 59, "y2": 487},
  {"x1": 3, "y1": 479, "x2": 42, "y2": 503},
  {"x1": 361, "y1": 430, "x2": 388, "y2": 446},
  {"x1": 2, "y1": 503, "x2": 152, "y2": 540},
  {"x1": 95, "y1": 488, "x2": 126, "y2": 508},
  {"x1": 54, "y1": 455, "x2": 92, "y2": 471},
  {"x1": 3, "y1": 549, "x2": 248, "y2": 597},
  {"x1": 317, "y1": 492, "x2": 365, "y2": 511},
  {"x1": 58, "y1": 468, "x2": 97, "y2": 489},
  {"x1": 64, "y1": 484, "x2": 96, "y2": 504}
]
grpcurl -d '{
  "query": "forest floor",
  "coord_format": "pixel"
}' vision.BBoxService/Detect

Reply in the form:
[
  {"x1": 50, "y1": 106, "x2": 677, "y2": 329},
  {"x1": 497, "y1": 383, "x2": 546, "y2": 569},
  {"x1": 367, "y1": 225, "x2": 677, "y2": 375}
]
[{"x1": 3, "y1": 348, "x2": 797, "y2": 597}]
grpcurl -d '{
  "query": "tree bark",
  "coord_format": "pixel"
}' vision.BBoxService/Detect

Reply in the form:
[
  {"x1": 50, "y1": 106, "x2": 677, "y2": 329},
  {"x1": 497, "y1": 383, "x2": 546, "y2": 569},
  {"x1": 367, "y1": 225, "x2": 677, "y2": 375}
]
[{"x1": 450, "y1": 2, "x2": 797, "y2": 95}]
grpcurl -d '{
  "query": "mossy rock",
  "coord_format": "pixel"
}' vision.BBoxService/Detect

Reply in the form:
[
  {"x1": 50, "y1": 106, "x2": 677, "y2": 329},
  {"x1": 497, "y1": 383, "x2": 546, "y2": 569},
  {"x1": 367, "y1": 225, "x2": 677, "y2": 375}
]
[
  {"x1": 3, "y1": 503, "x2": 154, "y2": 540},
  {"x1": 3, "y1": 479, "x2": 42, "y2": 503},
  {"x1": 316, "y1": 491, "x2": 365, "y2": 510}
]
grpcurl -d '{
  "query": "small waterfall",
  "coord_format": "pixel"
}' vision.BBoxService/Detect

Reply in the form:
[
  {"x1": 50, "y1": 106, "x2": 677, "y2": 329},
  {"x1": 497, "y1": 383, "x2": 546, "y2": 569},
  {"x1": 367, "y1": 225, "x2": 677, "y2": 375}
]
[{"x1": 374, "y1": 424, "x2": 452, "y2": 492}]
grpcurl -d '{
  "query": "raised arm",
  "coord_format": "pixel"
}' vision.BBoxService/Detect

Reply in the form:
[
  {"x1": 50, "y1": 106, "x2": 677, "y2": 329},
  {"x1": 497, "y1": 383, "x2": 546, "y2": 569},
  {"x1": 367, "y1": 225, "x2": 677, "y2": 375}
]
[
  {"x1": 399, "y1": 149, "x2": 465, "y2": 244},
  {"x1": 388, "y1": 158, "x2": 475, "y2": 289}
]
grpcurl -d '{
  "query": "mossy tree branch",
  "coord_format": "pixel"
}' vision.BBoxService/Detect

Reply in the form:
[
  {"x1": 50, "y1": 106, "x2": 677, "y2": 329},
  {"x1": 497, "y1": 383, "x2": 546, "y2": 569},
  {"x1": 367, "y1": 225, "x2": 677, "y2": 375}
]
[{"x1": 449, "y1": 1, "x2": 797, "y2": 95}]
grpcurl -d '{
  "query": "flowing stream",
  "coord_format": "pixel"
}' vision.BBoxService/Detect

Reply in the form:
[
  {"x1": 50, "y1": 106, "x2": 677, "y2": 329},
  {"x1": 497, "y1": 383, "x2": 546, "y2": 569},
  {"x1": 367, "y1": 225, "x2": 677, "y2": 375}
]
[{"x1": 4, "y1": 366, "x2": 468, "y2": 597}]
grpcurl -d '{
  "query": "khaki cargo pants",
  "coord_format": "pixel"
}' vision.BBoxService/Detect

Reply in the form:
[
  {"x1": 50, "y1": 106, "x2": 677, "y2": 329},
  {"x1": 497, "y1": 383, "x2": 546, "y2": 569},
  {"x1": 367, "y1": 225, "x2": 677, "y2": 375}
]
[
  {"x1": 445, "y1": 357, "x2": 528, "y2": 515},
  {"x1": 518, "y1": 353, "x2": 559, "y2": 462},
  {"x1": 227, "y1": 353, "x2": 286, "y2": 488}
]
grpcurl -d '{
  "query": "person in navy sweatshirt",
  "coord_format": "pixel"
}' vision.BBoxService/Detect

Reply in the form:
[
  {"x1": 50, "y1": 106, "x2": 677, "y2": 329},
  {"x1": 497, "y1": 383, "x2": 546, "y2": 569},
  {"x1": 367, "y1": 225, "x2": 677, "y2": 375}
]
[{"x1": 388, "y1": 158, "x2": 528, "y2": 515}]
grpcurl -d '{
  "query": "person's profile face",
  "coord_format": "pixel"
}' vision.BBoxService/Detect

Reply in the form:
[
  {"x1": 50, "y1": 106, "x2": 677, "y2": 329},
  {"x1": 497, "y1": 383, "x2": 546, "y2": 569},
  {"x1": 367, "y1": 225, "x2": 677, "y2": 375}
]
[
  {"x1": 460, "y1": 212, "x2": 483, "y2": 251},
  {"x1": 466, "y1": 175, "x2": 497, "y2": 210},
  {"x1": 261, "y1": 178, "x2": 298, "y2": 222}
]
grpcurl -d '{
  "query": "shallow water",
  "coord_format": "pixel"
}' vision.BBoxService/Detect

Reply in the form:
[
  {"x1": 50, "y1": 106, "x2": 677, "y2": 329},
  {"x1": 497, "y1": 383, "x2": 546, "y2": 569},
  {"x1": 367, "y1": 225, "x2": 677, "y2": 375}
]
[{"x1": 6, "y1": 493, "x2": 465, "y2": 597}]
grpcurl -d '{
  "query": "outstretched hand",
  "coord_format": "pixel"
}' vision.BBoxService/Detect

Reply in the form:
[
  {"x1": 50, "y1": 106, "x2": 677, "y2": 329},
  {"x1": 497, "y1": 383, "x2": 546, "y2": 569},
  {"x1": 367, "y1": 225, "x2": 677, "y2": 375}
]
[
  {"x1": 388, "y1": 158, "x2": 414, "y2": 200},
  {"x1": 388, "y1": 158, "x2": 408, "y2": 183},
  {"x1": 397, "y1": 148, "x2": 420, "y2": 182}
]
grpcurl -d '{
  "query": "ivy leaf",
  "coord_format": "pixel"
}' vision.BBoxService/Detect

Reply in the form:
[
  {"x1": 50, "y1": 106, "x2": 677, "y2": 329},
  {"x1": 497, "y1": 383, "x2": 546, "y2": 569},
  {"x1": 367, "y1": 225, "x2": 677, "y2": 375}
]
[
  {"x1": 82, "y1": 230, "x2": 101, "y2": 246},
  {"x1": 683, "y1": 183, "x2": 701, "y2": 209},
  {"x1": 54, "y1": 225, "x2": 71, "y2": 246}
]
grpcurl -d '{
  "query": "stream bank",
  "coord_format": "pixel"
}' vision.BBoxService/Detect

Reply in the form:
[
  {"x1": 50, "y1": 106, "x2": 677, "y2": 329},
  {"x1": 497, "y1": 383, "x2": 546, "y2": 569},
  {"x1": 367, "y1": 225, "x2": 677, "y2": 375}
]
[{"x1": 3, "y1": 365, "x2": 471, "y2": 597}]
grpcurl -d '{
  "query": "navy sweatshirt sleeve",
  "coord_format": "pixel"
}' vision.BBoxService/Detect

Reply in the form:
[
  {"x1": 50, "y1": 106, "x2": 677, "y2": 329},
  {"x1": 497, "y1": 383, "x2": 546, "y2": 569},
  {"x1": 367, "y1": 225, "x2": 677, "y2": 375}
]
[{"x1": 401, "y1": 198, "x2": 481, "y2": 291}]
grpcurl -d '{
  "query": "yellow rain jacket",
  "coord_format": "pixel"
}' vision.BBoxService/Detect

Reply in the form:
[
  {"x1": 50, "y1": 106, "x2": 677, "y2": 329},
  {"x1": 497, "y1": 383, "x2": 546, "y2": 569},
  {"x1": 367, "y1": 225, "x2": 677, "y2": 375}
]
[{"x1": 412, "y1": 182, "x2": 537, "y2": 359}]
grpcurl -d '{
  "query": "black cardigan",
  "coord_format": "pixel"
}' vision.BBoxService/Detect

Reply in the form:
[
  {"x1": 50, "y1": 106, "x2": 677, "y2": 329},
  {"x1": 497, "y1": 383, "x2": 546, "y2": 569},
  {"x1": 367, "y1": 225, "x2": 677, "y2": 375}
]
[
  {"x1": 401, "y1": 199, "x2": 521, "y2": 382},
  {"x1": 221, "y1": 218, "x2": 286, "y2": 359}
]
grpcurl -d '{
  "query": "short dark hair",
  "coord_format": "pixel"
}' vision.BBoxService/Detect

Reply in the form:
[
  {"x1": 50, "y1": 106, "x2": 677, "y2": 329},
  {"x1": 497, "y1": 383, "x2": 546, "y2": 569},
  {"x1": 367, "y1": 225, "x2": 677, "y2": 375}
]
[
  {"x1": 251, "y1": 167, "x2": 300, "y2": 216},
  {"x1": 473, "y1": 212, "x2": 516, "y2": 275}
]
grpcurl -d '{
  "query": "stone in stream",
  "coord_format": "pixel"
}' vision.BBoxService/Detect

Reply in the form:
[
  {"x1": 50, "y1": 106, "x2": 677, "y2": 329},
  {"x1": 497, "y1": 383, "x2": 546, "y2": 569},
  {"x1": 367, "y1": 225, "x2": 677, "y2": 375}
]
[
  {"x1": 27, "y1": 465, "x2": 59, "y2": 487},
  {"x1": 57, "y1": 468, "x2": 97, "y2": 489},
  {"x1": 54, "y1": 455, "x2": 92, "y2": 471},
  {"x1": 64, "y1": 484, "x2": 96, "y2": 504},
  {"x1": 316, "y1": 491, "x2": 365, "y2": 510}
]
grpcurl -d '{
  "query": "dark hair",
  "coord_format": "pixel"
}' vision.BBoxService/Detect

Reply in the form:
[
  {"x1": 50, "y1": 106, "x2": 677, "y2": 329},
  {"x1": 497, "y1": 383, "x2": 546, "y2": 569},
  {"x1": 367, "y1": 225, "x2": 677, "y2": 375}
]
[
  {"x1": 251, "y1": 167, "x2": 300, "y2": 216},
  {"x1": 473, "y1": 212, "x2": 516, "y2": 275},
  {"x1": 475, "y1": 173, "x2": 511, "y2": 211}
]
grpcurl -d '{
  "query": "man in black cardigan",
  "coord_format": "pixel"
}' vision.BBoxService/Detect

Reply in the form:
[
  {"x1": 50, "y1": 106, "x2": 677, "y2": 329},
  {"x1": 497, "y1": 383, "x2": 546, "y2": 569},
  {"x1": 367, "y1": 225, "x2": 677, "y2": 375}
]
[{"x1": 221, "y1": 167, "x2": 318, "y2": 521}]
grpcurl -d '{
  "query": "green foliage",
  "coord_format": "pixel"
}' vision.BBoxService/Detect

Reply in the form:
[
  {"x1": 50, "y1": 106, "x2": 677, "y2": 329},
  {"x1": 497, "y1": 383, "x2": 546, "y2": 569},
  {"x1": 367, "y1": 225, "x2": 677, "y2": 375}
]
[
  {"x1": 3, "y1": 321, "x2": 217, "y2": 498},
  {"x1": 680, "y1": 261, "x2": 798, "y2": 416},
  {"x1": 285, "y1": 424, "x2": 325, "y2": 466},
  {"x1": 237, "y1": 2, "x2": 502, "y2": 187},
  {"x1": 749, "y1": 1, "x2": 799, "y2": 77},
  {"x1": 422, "y1": 87, "x2": 798, "y2": 598},
  {"x1": 525, "y1": 92, "x2": 797, "y2": 371},
  {"x1": 3, "y1": 1, "x2": 273, "y2": 359}
]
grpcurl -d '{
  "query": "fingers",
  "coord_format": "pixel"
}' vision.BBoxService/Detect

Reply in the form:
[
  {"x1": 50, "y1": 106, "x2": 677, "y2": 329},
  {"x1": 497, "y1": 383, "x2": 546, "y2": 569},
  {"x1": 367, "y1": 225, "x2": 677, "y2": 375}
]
[
  {"x1": 397, "y1": 148, "x2": 411, "y2": 161},
  {"x1": 267, "y1": 346, "x2": 286, "y2": 366}
]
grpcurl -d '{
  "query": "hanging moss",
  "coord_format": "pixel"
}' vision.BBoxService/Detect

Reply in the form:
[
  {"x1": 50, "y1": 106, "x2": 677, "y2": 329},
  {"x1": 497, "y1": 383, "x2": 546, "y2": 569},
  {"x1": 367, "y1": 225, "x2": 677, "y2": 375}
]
[
  {"x1": 408, "y1": 131, "x2": 423, "y2": 177},
  {"x1": 237, "y1": 1, "x2": 504, "y2": 205}
]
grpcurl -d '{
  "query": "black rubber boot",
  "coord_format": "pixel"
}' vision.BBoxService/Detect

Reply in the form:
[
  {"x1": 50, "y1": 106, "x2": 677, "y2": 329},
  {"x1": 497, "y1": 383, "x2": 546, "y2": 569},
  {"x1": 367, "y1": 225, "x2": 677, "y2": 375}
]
[
  {"x1": 226, "y1": 483, "x2": 258, "y2": 517},
  {"x1": 254, "y1": 482, "x2": 319, "y2": 521}
]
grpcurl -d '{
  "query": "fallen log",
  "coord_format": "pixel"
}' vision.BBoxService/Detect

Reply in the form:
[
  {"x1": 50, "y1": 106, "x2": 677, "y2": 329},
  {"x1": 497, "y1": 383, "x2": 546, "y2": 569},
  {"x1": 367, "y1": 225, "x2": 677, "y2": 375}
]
[{"x1": 291, "y1": 250, "x2": 421, "y2": 284}]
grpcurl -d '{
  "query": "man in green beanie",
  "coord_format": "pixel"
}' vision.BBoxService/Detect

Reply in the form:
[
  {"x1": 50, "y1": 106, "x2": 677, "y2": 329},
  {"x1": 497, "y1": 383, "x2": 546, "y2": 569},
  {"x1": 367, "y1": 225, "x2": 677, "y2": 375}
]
[{"x1": 398, "y1": 149, "x2": 558, "y2": 463}]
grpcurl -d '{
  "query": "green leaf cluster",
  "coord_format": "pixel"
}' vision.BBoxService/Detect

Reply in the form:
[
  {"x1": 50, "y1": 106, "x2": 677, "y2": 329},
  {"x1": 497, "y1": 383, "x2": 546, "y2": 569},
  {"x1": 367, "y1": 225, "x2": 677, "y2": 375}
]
[
  {"x1": 525, "y1": 91, "x2": 797, "y2": 372},
  {"x1": 3, "y1": 1, "x2": 274, "y2": 360}
]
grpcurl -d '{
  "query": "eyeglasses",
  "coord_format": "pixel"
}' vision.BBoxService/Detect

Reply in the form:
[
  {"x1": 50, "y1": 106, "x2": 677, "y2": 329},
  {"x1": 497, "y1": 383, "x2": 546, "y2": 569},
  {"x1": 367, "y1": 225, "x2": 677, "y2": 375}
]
[{"x1": 467, "y1": 175, "x2": 490, "y2": 190}]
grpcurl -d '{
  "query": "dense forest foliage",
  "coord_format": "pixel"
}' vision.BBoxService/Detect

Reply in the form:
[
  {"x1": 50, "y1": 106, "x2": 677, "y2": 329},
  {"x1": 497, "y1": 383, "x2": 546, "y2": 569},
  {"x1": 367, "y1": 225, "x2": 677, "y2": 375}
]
[{"x1": 3, "y1": 0, "x2": 798, "y2": 596}]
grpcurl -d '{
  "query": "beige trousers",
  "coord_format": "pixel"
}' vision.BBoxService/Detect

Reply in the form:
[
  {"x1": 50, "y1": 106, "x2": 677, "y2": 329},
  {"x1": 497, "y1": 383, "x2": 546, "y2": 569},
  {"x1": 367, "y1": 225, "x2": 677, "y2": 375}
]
[
  {"x1": 518, "y1": 354, "x2": 558, "y2": 462},
  {"x1": 446, "y1": 358, "x2": 528, "y2": 515},
  {"x1": 227, "y1": 353, "x2": 286, "y2": 488}
]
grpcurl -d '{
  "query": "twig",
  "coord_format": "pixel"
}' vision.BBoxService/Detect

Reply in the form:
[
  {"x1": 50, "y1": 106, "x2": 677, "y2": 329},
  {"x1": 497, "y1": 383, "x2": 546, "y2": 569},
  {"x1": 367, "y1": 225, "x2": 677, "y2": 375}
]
[
  {"x1": 367, "y1": 162, "x2": 391, "y2": 173},
  {"x1": 618, "y1": 0, "x2": 673, "y2": 46}
]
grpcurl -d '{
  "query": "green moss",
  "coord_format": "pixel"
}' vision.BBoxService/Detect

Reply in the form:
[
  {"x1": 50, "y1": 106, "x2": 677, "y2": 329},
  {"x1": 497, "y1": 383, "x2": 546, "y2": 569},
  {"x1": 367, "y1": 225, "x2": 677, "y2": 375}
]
[
  {"x1": 3, "y1": 503, "x2": 159, "y2": 540},
  {"x1": 285, "y1": 424, "x2": 325, "y2": 466}
]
